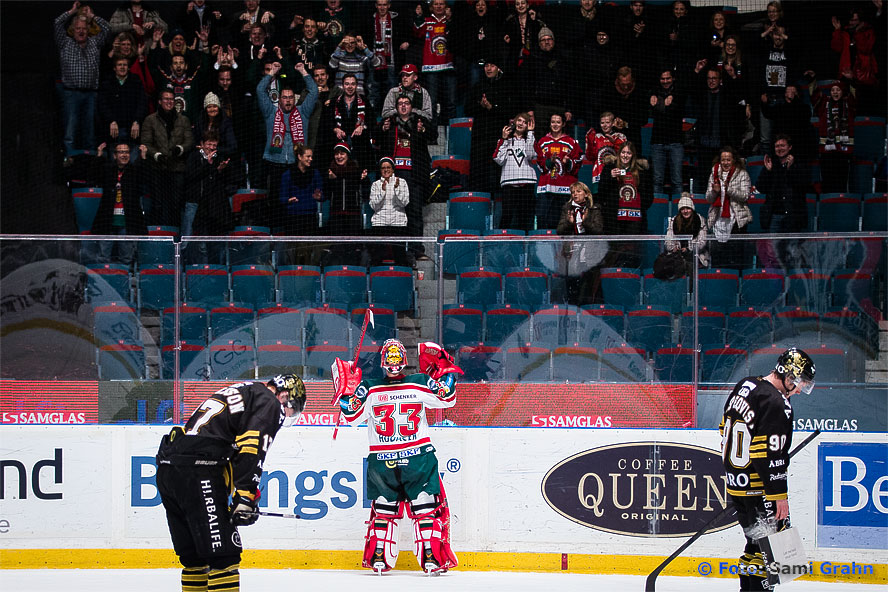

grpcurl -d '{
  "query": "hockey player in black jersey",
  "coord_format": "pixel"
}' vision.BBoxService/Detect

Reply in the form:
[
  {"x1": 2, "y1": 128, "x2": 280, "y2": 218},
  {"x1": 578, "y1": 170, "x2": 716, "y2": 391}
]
[
  {"x1": 720, "y1": 348, "x2": 815, "y2": 591},
  {"x1": 156, "y1": 374, "x2": 306, "y2": 592}
]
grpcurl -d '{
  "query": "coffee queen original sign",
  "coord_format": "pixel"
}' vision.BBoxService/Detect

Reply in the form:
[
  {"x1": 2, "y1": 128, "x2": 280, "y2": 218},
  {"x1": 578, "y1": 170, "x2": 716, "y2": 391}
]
[{"x1": 542, "y1": 442, "x2": 738, "y2": 537}]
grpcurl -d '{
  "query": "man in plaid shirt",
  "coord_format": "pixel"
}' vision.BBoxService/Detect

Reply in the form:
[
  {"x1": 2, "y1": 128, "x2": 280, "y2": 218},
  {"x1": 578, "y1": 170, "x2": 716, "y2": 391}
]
[{"x1": 54, "y1": 2, "x2": 110, "y2": 158}]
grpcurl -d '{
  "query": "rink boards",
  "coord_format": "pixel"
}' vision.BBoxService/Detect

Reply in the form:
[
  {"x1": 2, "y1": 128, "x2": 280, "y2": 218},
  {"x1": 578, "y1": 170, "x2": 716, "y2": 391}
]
[{"x1": 0, "y1": 426, "x2": 885, "y2": 584}]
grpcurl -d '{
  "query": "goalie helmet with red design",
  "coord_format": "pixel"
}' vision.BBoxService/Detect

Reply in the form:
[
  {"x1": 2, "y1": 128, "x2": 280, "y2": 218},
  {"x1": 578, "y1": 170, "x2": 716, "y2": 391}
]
[{"x1": 380, "y1": 338, "x2": 408, "y2": 376}]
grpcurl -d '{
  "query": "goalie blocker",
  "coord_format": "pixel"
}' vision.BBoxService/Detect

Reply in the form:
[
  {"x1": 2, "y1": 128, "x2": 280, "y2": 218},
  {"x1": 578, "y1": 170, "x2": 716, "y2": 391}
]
[{"x1": 332, "y1": 341, "x2": 461, "y2": 574}]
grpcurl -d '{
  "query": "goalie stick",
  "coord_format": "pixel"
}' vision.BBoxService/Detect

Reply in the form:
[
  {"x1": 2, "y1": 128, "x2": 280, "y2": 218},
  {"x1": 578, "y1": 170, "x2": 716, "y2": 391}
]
[
  {"x1": 330, "y1": 308, "x2": 374, "y2": 440},
  {"x1": 644, "y1": 429, "x2": 821, "y2": 592}
]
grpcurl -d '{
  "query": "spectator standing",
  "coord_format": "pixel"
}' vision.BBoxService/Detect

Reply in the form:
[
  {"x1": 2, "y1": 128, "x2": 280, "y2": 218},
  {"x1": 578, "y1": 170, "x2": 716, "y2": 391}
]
[
  {"x1": 291, "y1": 18, "x2": 329, "y2": 73},
  {"x1": 279, "y1": 144, "x2": 322, "y2": 238},
  {"x1": 314, "y1": 0, "x2": 354, "y2": 49},
  {"x1": 414, "y1": 0, "x2": 457, "y2": 132},
  {"x1": 717, "y1": 35, "x2": 746, "y2": 100},
  {"x1": 98, "y1": 55, "x2": 148, "y2": 151},
  {"x1": 649, "y1": 68, "x2": 685, "y2": 195},
  {"x1": 756, "y1": 25, "x2": 801, "y2": 156},
  {"x1": 102, "y1": 32, "x2": 155, "y2": 101},
  {"x1": 664, "y1": 192, "x2": 710, "y2": 278},
  {"x1": 761, "y1": 85, "x2": 814, "y2": 163},
  {"x1": 493, "y1": 112, "x2": 537, "y2": 231},
  {"x1": 465, "y1": 58, "x2": 513, "y2": 193},
  {"x1": 194, "y1": 92, "x2": 238, "y2": 160},
  {"x1": 557, "y1": 181, "x2": 605, "y2": 305},
  {"x1": 141, "y1": 89, "x2": 194, "y2": 226},
  {"x1": 705, "y1": 11, "x2": 731, "y2": 65},
  {"x1": 177, "y1": 0, "x2": 227, "y2": 51},
  {"x1": 323, "y1": 143, "x2": 370, "y2": 266},
  {"x1": 92, "y1": 140, "x2": 148, "y2": 265},
  {"x1": 599, "y1": 67, "x2": 647, "y2": 150},
  {"x1": 378, "y1": 95, "x2": 434, "y2": 262},
  {"x1": 380, "y1": 64, "x2": 432, "y2": 122},
  {"x1": 302, "y1": 65, "x2": 340, "y2": 158},
  {"x1": 457, "y1": 0, "x2": 500, "y2": 92},
  {"x1": 598, "y1": 141, "x2": 652, "y2": 268},
  {"x1": 156, "y1": 53, "x2": 207, "y2": 123},
  {"x1": 109, "y1": 1, "x2": 167, "y2": 44},
  {"x1": 502, "y1": 0, "x2": 544, "y2": 83},
  {"x1": 329, "y1": 74, "x2": 372, "y2": 170},
  {"x1": 328, "y1": 32, "x2": 382, "y2": 96},
  {"x1": 183, "y1": 132, "x2": 237, "y2": 242},
  {"x1": 585, "y1": 111, "x2": 627, "y2": 195},
  {"x1": 618, "y1": 1, "x2": 655, "y2": 90},
  {"x1": 705, "y1": 146, "x2": 751, "y2": 269},
  {"x1": 534, "y1": 113, "x2": 582, "y2": 230},
  {"x1": 816, "y1": 83, "x2": 856, "y2": 193},
  {"x1": 369, "y1": 157, "x2": 410, "y2": 266},
  {"x1": 830, "y1": 10, "x2": 879, "y2": 116},
  {"x1": 689, "y1": 67, "x2": 744, "y2": 188},
  {"x1": 366, "y1": 0, "x2": 409, "y2": 111},
  {"x1": 661, "y1": 1, "x2": 696, "y2": 84},
  {"x1": 258, "y1": 61, "x2": 318, "y2": 224},
  {"x1": 54, "y1": 3, "x2": 111, "y2": 158},
  {"x1": 529, "y1": 28, "x2": 574, "y2": 137},
  {"x1": 584, "y1": 26, "x2": 620, "y2": 126},
  {"x1": 231, "y1": 0, "x2": 275, "y2": 49},
  {"x1": 757, "y1": 134, "x2": 809, "y2": 269}
]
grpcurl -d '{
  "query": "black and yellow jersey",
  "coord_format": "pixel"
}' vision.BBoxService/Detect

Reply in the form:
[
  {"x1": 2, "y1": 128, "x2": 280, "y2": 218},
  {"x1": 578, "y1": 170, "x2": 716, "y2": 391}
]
[
  {"x1": 158, "y1": 381, "x2": 283, "y2": 501},
  {"x1": 720, "y1": 376, "x2": 794, "y2": 501}
]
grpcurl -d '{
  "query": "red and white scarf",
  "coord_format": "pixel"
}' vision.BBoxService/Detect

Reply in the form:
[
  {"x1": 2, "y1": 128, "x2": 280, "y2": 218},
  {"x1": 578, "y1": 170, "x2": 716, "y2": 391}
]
[
  {"x1": 270, "y1": 107, "x2": 305, "y2": 153},
  {"x1": 373, "y1": 12, "x2": 394, "y2": 69},
  {"x1": 712, "y1": 163, "x2": 736, "y2": 218}
]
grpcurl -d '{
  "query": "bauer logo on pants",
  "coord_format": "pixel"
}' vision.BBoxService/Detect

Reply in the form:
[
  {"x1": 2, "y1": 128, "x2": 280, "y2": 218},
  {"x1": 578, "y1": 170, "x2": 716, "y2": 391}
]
[{"x1": 541, "y1": 442, "x2": 737, "y2": 537}]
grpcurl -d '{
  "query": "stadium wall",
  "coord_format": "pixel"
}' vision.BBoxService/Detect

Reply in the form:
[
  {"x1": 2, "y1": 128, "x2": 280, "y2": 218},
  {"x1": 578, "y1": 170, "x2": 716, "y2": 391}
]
[{"x1": 0, "y1": 425, "x2": 884, "y2": 584}]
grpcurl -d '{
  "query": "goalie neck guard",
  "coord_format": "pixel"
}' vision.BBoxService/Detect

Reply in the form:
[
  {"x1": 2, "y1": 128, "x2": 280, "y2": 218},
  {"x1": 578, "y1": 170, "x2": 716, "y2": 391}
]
[{"x1": 381, "y1": 338, "x2": 408, "y2": 375}]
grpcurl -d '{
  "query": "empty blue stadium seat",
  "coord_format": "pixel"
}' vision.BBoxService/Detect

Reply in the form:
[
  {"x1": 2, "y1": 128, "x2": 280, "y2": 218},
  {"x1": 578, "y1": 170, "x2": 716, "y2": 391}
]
[
  {"x1": 774, "y1": 306, "x2": 820, "y2": 342},
  {"x1": 600, "y1": 346, "x2": 648, "y2": 382},
  {"x1": 448, "y1": 193, "x2": 492, "y2": 230},
  {"x1": 369, "y1": 266, "x2": 414, "y2": 311},
  {"x1": 504, "y1": 346, "x2": 550, "y2": 381},
  {"x1": 862, "y1": 194, "x2": 887, "y2": 231},
  {"x1": 185, "y1": 264, "x2": 230, "y2": 304},
  {"x1": 726, "y1": 307, "x2": 773, "y2": 352},
  {"x1": 72, "y1": 187, "x2": 102, "y2": 233},
  {"x1": 231, "y1": 264, "x2": 275, "y2": 306},
  {"x1": 698, "y1": 268, "x2": 739, "y2": 308},
  {"x1": 626, "y1": 305, "x2": 673, "y2": 353},
  {"x1": 504, "y1": 267, "x2": 549, "y2": 307},
  {"x1": 701, "y1": 346, "x2": 747, "y2": 384},
  {"x1": 482, "y1": 229, "x2": 525, "y2": 269},
  {"x1": 817, "y1": 195, "x2": 861, "y2": 232},
  {"x1": 138, "y1": 264, "x2": 176, "y2": 311},
  {"x1": 303, "y1": 304, "x2": 351, "y2": 348},
  {"x1": 579, "y1": 304, "x2": 625, "y2": 345},
  {"x1": 600, "y1": 268, "x2": 641, "y2": 306},
  {"x1": 256, "y1": 339, "x2": 302, "y2": 378},
  {"x1": 443, "y1": 304, "x2": 484, "y2": 348},
  {"x1": 448, "y1": 118, "x2": 473, "y2": 156},
  {"x1": 323, "y1": 265, "x2": 368, "y2": 306},
  {"x1": 94, "y1": 301, "x2": 140, "y2": 345},
  {"x1": 278, "y1": 265, "x2": 322, "y2": 306},
  {"x1": 303, "y1": 340, "x2": 349, "y2": 379},
  {"x1": 679, "y1": 306, "x2": 725, "y2": 347},
  {"x1": 785, "y1": 268, "x2": 830, "y2": 310},
  {"x1": 256, "y1": 304, "x2": 301, "y2": 343},
  {"x1": 740, "y1": 268, "x2": 785, "y2": 308},
  {"x1": 209, "y1": 339, "x2": 256, "y2": 380},
  {"x1": 532, "y1": 305, "x2": 580, "y2": 346},
  {"x1": 87, "y1": 263, "x2": 132, "y2": 303},
  {"x1": 209, "y1": 302, "x2": 255, "y2": 343},
  {"x1": 161, "y1": 340, "x2": 207, "y2": 380},
  {"x1": 457, "y1": 266, "x2": 502, "y2": 307},
  {"x1": 456, "y1": 344, "x2": 501, "y2": 382},
  {"x1": 654, "y1": 347, "x2": 696, "y2": 383},
  {"x1": 485, "y1": 304, "x2": 531, "y2": 346},
  {"x1": 853, "y1": 116, "x2": 886, "y2": 161},
  {"x1": 439, "y1": 229, "x2": 481, "y2": 274},
  {"x1": 162, "y1": 304, "x2": 208, "y2": 343},
  {"x1": 98, "y1": 340, "x2": 145, "y2": 380},
  {"x1": 643, "y1": 270, "x2": 688, "y2": 312}
]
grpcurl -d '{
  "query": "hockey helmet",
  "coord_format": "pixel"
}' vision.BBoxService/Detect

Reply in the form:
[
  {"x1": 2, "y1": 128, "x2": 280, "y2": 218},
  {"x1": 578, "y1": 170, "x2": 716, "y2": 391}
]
[
  {"x1": 775, "y1": 348, "x2": 816, "y2": 394},
  {"x1": 270, "y1": 373, "x2": 306, "y2": 426},
  {"x1": 380, "y1": 338, "x2": 407, "y2": 374}
]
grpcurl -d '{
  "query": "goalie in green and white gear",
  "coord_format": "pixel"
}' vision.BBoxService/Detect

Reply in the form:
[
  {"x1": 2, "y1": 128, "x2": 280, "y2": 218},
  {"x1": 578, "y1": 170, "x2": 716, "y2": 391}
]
[{"x1": 337, "y1": 339, "x2": 461, "y2": 575}]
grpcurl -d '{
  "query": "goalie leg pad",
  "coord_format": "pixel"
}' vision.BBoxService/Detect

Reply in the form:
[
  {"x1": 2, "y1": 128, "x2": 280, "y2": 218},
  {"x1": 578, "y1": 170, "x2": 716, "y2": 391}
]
[
  {"x1": 362, "y1": 499, "x2": 404, "y2": 572},
  {"x1": 408, "y1": 492, "x2": 458, "y2": 573}
]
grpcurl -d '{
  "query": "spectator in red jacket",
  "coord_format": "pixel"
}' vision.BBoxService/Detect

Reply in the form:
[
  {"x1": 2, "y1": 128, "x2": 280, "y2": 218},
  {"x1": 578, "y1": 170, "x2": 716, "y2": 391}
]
[{"x1": 830, "y1": 10, "x2": 879, "y2": 115}]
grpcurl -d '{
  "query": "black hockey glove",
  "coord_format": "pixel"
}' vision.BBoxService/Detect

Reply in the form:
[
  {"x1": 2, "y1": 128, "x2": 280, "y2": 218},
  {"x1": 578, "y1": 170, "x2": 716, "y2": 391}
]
[{"x1": 229, "y1": 493, "x2": 259, "y2": 526}]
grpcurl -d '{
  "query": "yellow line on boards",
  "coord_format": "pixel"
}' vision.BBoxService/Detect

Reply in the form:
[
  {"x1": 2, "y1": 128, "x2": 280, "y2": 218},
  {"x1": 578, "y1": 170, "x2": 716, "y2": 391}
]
[{"x1": 0, "y1": 550, "x2": 884, "y2": 584}]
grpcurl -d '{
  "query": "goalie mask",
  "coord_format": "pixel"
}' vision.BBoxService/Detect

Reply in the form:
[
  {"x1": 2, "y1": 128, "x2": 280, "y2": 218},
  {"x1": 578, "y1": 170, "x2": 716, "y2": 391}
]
[
  {"x1": 381, "y1": 339, "x2": 407, "y2": 375},
  {"x1": 775, "y1": 348, "x2": 816, "y2": 395},
  {"x1": 271, "y1": 374, "x2": 306, "y2": 426}
]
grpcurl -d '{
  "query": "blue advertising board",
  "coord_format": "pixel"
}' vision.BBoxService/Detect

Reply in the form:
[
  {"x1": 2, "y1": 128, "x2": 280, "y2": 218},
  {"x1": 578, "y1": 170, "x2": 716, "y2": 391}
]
[{"x1": 818, "y1": 443, "x2": 888, "y2": 549}]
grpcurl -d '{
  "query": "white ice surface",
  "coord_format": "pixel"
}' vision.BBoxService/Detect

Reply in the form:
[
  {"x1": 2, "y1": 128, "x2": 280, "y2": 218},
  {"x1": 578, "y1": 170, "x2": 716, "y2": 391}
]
[{"x1": 0, "y1": 569, "x2": 883, "y2": 591}]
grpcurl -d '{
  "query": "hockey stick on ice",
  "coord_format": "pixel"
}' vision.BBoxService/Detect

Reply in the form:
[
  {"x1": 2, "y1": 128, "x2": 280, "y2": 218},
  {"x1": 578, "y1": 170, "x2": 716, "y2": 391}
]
[
  {"x1": 330, "y1": 308, "x2": 374, "y2": 440},
  {"x1": 644, "y1": 429, "x2": 821, "y2": 592},
  {"x1": 259, "y1": 511, "x2": 302, "y2": 519}
]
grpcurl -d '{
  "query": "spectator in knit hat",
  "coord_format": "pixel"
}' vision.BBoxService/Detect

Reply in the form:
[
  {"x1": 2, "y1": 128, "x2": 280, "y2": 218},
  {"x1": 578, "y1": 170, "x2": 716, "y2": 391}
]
[
  {"x1": 529, "y1": 26, "x2": 575, "y2": 137},
  {"x1": 323, "y1": 142, "x2": 369, "y2": 264},
  {"x1": 194, "y1": 91, "x2": 238, "y2": 161}
]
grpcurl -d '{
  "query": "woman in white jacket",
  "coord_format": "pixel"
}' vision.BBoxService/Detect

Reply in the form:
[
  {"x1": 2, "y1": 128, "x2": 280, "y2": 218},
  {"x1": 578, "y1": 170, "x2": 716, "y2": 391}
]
[
  {"x1": 705, "y1": 146, "x2": 751, "y2": 269},
  {"x1": 369, "y1": 157, "x2": 410, "y2": 265},
  {"x1": 493, "y1": 112, "x2": 537, "y2": 231}
]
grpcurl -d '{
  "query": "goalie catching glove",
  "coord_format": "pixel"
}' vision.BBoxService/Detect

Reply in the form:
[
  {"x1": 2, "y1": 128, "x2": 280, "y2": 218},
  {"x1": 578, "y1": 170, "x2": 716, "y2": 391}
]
[
  {"x1": 418, "y1": 342, "x2": 464, "y2": 380},
  {"x1": 332, "y1": 358, "x2": 363, "y2": 402},
  {"x1": 230, "y1": 491, "x2": 260, "y2": 526}
]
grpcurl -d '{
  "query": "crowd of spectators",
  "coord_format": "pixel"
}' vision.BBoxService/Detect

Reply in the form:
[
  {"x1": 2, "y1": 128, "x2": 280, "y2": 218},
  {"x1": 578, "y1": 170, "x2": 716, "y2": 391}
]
[{"x1": 53, "y1": 0, "x2": 885, "y2": 269}]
